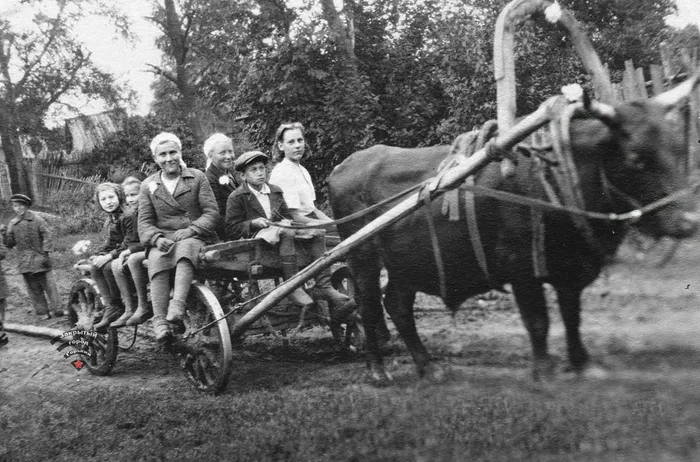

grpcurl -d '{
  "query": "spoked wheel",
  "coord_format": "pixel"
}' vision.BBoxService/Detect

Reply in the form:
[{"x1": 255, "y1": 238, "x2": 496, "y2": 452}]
[
  {"x1": 67, "y1": 279, "x2": 103, "y2": 330},
  {"x1": 66, "y1": 279, "x2": 119, "y2": 375},
  {"x1": 177, "y1": 282, "x2": 233, "y2": 394},
  {"x1": 330, "y1": 266, "x2": 366, "y2": 352}
]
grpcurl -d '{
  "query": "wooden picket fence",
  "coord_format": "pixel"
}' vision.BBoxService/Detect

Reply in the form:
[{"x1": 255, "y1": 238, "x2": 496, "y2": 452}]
[{"x1": 33, "y1": 165, "x2": 103, "y2": 204}]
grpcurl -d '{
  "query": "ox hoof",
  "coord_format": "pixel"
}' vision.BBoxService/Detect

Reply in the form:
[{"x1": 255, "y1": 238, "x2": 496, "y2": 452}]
[
  {"x1": 532, "y1": 358, "x2": 557, "y2": 382},
  {"x1": 370, "y1": 369, "x2": 393, "y2": 387},
  {"x1": 423, "y1": 363, "x2": 449, "y2": 383}
]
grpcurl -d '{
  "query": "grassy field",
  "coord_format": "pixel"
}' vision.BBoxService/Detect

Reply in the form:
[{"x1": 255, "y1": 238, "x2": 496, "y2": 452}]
[{"x1": 1, "y1": 223, "x2": 700, "y2": 461}]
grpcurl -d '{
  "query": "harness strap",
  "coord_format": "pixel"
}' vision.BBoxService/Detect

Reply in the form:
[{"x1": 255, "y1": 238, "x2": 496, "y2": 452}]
[
  {"x1": 421, "y1": 191, "x2": 448, "y2": 301},
  {"x1": 463, "y1": 176, "x2": 490, "y2": 281}
]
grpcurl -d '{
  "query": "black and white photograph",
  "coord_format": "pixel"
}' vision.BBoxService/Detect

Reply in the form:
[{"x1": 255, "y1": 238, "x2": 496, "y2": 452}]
[{"x1": 1, "y1": 0, "x2": 700, "y2": 460}]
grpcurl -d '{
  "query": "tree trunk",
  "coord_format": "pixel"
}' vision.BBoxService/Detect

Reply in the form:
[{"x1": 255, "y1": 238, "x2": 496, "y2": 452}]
[
  {"x1": 319, "y1": 0, "x2": 359, "y2": 79},
  {"x1": 162, "y1": 0, "x2": 204, "y2": 139}
]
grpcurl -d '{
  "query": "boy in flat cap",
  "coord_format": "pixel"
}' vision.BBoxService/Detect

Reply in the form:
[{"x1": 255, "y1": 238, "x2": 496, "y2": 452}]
[
  {"x1": 6, "y1": 194, "x2": 62, "y2": 318},
  {"x1": 225, "y1": 151, "x2": 356, "y2": 318}
]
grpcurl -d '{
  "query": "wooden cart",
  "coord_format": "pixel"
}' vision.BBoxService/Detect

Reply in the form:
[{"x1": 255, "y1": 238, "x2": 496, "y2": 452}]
[{"x1": 65, "y1": 234, "x2": 363, "y2": 393}]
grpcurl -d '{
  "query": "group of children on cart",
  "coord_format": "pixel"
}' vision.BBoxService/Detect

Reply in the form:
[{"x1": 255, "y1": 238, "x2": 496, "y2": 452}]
[{"x1": 73, "y1": 122, "x2": 355, "y2": 341}]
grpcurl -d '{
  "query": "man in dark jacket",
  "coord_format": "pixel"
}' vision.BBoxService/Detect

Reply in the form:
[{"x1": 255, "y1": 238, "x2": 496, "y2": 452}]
[{"x1": 6, "y1": 194, "x2": 62, "y2": 318}]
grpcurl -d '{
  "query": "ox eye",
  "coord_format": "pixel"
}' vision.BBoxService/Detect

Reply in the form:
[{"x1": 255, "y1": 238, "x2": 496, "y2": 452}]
[{"x1": 629, "y1": 158, "x2": 646, "y2": 170}]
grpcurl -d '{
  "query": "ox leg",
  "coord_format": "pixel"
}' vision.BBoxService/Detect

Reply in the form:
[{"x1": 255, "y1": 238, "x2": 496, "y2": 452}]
[
  {"x1": 511, "y1": 280, "x2": 555, "y2": 381},
  {"x1": 347, "y1": 249, "x2": 391, "y2": 384},
  {"x1": 553, "y1": 285, "x2": 590, "y2": 373},
  {"x1": 383, "y1": 281, "x2": 436, "y2": 379}
]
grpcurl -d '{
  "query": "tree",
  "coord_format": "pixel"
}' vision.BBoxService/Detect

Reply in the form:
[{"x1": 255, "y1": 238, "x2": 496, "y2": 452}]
[
  {"x1": 0, "y1": 0, "x2": 131, "y2": 195},
  {"x1": 147, "y1": 0, "x2": 262, "y2": 140},
  {"x1": 147, "y1": 0, "x2": 695, "y2": 201}
]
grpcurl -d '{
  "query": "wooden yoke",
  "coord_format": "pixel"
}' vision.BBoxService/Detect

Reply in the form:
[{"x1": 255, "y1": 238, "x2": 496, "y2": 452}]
[{"x1": 494, "y1": 0, "x2": 614, "y2": 177}]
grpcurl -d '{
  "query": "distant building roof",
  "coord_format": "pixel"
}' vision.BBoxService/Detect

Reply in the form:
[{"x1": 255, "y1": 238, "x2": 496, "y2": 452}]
[{"x1": 65, "y1": 109, "x2": 126, "y2": 161}]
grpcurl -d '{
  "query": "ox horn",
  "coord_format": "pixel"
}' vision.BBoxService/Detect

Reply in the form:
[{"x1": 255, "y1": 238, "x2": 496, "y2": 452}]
[
  {"x1": 652, "y1": 69, "x2": 700, "y2": 108},
  {"x1": 586, "y1": 100, "x2": 619, "y2": 128}
]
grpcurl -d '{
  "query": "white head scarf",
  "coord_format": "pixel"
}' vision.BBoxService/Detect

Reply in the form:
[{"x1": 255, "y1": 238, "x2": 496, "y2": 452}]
[
  {"x1": 202, "y1": 133, "x2": 233, "y2": 169},
  {"x1": 149, "y1": 132, "x2": 182, "y2": 156},
  {"x1": 149, "y1": 132, "x2": 187, "y2": 169}
]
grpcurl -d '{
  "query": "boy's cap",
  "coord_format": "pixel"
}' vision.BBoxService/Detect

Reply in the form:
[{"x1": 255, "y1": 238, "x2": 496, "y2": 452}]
[
  {"x1": 10, "y1": 194, "x2": 32, "y2": 206},
  {"x1": 234, "y1": 151, "x2": 268, "y2": 172}
]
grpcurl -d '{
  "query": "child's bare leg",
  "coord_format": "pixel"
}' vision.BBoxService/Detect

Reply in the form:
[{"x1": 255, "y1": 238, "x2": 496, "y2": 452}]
[
  {"x1": 90, "y1": 265, "x2": 115, "y2": 307},
  {"x1": 166, "y1": 259, "x2": 194, "y2": 322},
  {"x1": 110, "y1": 259, "x2": 137, "y2": 327},
  {"x1": 128, "y1": 252, "x2": 149, "y2": 310}
]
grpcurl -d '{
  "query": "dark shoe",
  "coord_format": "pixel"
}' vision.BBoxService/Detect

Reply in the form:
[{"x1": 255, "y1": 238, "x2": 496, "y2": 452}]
[
  {"x1": 94, "y1": 304, "x2": 124, "y2": 332},
  {"x1": 126, "y1": 304, "x2": 152, "y2": 326},
  {"x1": 165, "y1": 299, "x2": 187, "y2": 322},
  {"x1": 0, "y1": 332, "x2": 7, "y2": 348},
  {"x1": 151, "y1": 316, "x2": 172, "y2": 342}
]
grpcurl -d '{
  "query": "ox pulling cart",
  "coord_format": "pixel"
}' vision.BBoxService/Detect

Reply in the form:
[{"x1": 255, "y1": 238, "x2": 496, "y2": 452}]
[
  {"x1": 63, "y1": 0, "x2": 700, "y2": 393},
  {"x1": 64, "y1": 87, "x2": 598, "y2": 394}
]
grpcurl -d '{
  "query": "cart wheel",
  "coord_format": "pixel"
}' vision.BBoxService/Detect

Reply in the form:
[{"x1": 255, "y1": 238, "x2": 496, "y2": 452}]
[
  {"x1": 67, "y1": 279, "x2": 103, "y2": 330},
  {"x1": 82, "y1": 327, "x2": 119, "y2": 376},
  {"x1": 66, "y1": 279, "x2": 118, "y2": 375},
  {"x1": 330, "y1": 266, "x2": 355, "y2": 299},
  {"x1": 179, "y1": 282, "x2": 233, "y2": 394}
]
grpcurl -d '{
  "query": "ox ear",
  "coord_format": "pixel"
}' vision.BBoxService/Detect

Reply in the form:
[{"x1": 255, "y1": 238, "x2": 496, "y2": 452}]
[{"x1": 652, "y1": 69, "x2": 700, "y2": 109}]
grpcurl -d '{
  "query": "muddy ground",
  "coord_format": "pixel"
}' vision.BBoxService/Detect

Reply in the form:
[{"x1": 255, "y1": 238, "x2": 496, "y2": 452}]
[{"x1": 1, "y1": 232, "x2": 699, "y2": 460}]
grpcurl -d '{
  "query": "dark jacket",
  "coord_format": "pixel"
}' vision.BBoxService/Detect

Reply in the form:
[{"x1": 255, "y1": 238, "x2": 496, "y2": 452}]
[
  {"x1": 205, "y1": 163, "x2": 240, "y2": 240},
  {"x1": 95, "y1": 210, "x2": 127, "y2": 258},
  {"x1": 138, "y1": 168, "x2": 220, "y2": 246},
  {"x1": 6, "y1": 211, "x2": 53, "y2": 274},
  {"x1": 225, "y1": 182, "x2": 291, "y2": 240},
  {"x1": 121, "y1": 208, "x2": 145, "y2": 253}
]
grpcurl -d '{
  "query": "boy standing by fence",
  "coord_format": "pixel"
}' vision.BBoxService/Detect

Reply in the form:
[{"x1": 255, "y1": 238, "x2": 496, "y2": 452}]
[{"x1": 5, "y1": 194, "x2": 63, "y2": 318}]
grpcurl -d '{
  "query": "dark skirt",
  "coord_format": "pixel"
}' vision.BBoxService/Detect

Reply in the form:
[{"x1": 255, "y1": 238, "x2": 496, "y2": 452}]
[{"x1": 147, "y1": 237, "x2": 204, "y2": 279}]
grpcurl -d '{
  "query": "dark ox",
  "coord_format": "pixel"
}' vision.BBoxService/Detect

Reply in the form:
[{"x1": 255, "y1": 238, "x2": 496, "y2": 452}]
[{"x1": 328, "y1": 86, "x2": 700, "y2": 382}]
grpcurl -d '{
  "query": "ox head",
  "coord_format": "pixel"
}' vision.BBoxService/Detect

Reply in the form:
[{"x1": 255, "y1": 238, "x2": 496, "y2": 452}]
[{"x1": 586, "y1": 72, "x2": 700, "y2": 238}]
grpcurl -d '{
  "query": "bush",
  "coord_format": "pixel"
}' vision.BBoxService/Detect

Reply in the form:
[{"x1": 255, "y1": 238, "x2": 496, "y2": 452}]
[{"x1": 39, "y1": 187, "x2": 105, "y2": 235}]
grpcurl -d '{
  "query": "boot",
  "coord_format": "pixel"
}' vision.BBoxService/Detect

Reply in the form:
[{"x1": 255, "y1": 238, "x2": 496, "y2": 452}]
[
  {"x1": 151, "y1": 315, "x2": 172, "y2": 342},
  {"x1": 315, "y1": 270, "x2": 357, "y2": 322},
  {"x1": 280, "y1": 238, "x2": 313, "y2": 307},
  {"x1": 94, "y1": 302, "x2": 124, "y2": 332},
  {"x1": 166, "y1": 298, "x2": 187, "y2": 322},
  {"x1": 111, "y1": 295, "x2": 137, "y2": 327},
  {"x1": 126, "y1": 303, "x2": 153, "y2": 326}
]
